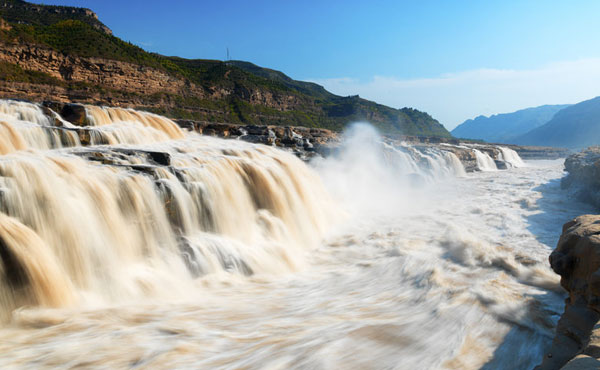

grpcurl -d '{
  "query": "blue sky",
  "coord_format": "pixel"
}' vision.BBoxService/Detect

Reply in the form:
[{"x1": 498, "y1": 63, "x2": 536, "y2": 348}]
[{"x1": 34, "y1": 0, "x2": 600, "y2": 129}]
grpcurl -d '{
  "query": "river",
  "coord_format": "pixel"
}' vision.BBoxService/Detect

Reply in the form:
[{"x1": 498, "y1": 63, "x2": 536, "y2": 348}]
[{"x1": 0, "y1": 101, "x2": 593, "y2": 369}]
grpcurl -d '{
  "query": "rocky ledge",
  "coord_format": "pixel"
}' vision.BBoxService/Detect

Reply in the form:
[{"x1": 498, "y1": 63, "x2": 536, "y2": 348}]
[
  {"x1": 537, "y1": 215, "x2": 600, "y2": 369},
  {"x1": 175, "y1": 119, "x2": 340, "y2": 160},
  {"x1": 561, "y1": 147, "x2": 600, "y2": 208},
  {"x1": 500, "y1": 144, "x2": 570, "y2": 160},
  {"x1": 13, "y1": 100, "x2": 573, "y2": 170},
  {"x1": 173, "y1": 118, "x2": 568, "y2": 171}
]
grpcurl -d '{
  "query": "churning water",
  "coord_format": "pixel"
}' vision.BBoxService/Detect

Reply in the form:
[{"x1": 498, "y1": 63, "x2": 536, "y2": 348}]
[{"x1": 0, "y1": 102, "x2": 592, "y2": 369}]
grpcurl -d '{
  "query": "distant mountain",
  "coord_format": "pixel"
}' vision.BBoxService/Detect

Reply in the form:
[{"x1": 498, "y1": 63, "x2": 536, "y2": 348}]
[
  {"x1": 514, "y1": 96, "x2": 600, "y2": 149},
  {"x1": 0, "y1": 0, "x2": 450, "y2": 137},
  {"x1": 451, "y1": 104, "x2": 569, "y2": 143}
]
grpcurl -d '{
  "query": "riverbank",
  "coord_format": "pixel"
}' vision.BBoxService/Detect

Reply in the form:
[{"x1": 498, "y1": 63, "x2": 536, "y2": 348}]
[{"x1": 537, "y1": 147, "x2": 600, "y2": 369}]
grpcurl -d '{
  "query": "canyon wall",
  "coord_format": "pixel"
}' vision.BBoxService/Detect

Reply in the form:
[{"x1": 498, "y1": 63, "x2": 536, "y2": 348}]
[{"x1": 537, "y1": 148, "x2": 600, "y2": 369}]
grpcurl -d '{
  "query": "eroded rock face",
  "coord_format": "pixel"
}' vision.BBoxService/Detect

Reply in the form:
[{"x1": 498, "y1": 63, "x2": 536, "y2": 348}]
[
  {"x1": 537, "y1": 215, "x2": 600, "y2": 369},
  {"x1": 0, "y1": 42, "x2": 311, "y2": 116},
  {"x1": 0, "y1": 44, "x2": 196, "y2": 96},
  {"x1": 174, "y1": 119, "x2": 340, "y2": 160},
  {"x1": 561, "y1": 147, "x2": 600, "y2": 208}
]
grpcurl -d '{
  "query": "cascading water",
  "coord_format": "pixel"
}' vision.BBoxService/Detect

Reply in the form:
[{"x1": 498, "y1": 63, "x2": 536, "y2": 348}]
[
  {"x1": 499, "y1": 146, "x2": 526, "y2": 168},
  {"x1": 0, "y1": 101, "x2": 572, "y2": 370},
  {"x1": 0, "y1": 101, "x2": 80, "y2": 154},
  {"x1": 473, "y1": 148, "x2": 498, "y2": 171},
  {"x1": 0, "y1": 100, "x2": 335, "y2": 321},
  {"x1": 84, "y1": 105, "x2": 185, "y2": 142}
]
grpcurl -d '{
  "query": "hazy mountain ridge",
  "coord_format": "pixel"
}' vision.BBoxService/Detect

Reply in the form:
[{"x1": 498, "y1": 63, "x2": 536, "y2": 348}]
[
  {"x1": 514, "y1": 96, "x2": 600, "y2": 149},
  {"x1": 0, "y1": 0, "x2": 450, "y2": 137},
  {"x1": 451, "y1": 104, "x2": 570, "y2": 142}
]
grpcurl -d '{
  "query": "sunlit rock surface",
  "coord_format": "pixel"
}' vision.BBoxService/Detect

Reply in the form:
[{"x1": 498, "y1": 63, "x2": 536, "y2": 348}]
[{"x1": 538, "y1": 215, "x2": 600, "y2": 369}]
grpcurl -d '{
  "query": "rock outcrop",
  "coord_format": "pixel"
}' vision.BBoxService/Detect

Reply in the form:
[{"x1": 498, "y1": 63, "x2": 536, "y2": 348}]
[
  {"x1": 537, "y1": 215, "x2": 600, "y2": 369},
  {"x1": 0, "y1": 43, "x2": 202, "y2": 97},
  {"x1": 561, "y1": 147, "x2": 600, "y2": 208},
  {"x1": 175, "y1": 119, "x2": 340, "y2": 160},
  {"x1": 170, "y1": 118, "x2": 562, "y2": 169},
  {"x1": 502, "y1": 144, "x2": 570, "y2": 160},
  {"x1": 1, "y1": 99, "x2": 570, "y2": 168},
  {"x1": 0, "y1": 42, "x2": 334, "y2": 125}
]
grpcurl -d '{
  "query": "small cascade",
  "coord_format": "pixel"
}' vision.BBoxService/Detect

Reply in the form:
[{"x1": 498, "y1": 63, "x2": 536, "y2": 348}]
[
  {"x1": 0, "y1": 101, "x2": 191, "y2": 157},
  {"x1": 382, "y1": 142, "x2": 466, "y2": 181},
  {"x1": 0, "y1": 101, "x2": 80, "y2": 154},
  {"x1": 499, "y1": 147, "x2": 526, "y2": 168},
  {"x1": 444, "y1": 151, "x2": 467, "y2": 177},
  {"x1": 473, "y1": 148, "x2": 498, "y2": 171},
  {"x1": 84, "y1": 105, "x2": 185, "y2": 140},
  {"x1": 0, "y1": 214, "x2": 75, "y2": 322},
  {"x1": 0, "y1": 100, "x2": 52, "y2": 126}
]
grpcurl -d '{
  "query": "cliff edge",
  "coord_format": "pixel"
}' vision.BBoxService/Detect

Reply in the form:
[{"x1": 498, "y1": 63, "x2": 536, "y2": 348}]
[
  {"x1": 537, "y1": 215, "x2": 600, "y2": 369},
  {"x1": 0, "y1": 0, "x2": 450, "y2": 137},
  {"x1": 561, "y1": 147, "x2": 600, "y2": 208}
]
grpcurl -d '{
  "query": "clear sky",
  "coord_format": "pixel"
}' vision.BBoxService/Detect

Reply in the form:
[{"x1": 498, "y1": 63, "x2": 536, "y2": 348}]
[{"x1": 34, "y1": 0, "x2": 600, "y2": 129}]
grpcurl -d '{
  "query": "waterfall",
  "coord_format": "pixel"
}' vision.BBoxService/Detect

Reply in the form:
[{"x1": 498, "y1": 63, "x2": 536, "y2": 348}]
[
  {"x1": 84, "y1": 105, "x2": 185, "y2": 141},
  {"x1": 382, "y1": 143, "x2": 466, "y2": 181},
  {"x1": 0, "y1": 100, "x2": 52, "y2": 126},
  {"x1": 0, "y1": 101, "x2": 79, "y2": 154},
  {"x1": 499, "y1": 146, "x2": 526, "y2": 168},
  {"x1": 0, "y1": 101, "x2": 186, "y2": 154},
  {"x1": 0, "y1": 102, "x2": 526, "y2": 321},
  {"x1": 473, "y1": 148, "x2": 498, "y2": 171},
  {"x1": 0, "y1": 100, "x2": 335, "y2": 319}
]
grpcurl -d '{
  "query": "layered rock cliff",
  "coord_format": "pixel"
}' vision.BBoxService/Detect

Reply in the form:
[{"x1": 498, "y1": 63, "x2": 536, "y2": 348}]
[
  {"x1": 561, "y1": 147, "x2": 600, "y2": 208},
  {"x1": 535, "y1": 148, "x2": 600, "y2": 369},
  {"x1": 0, "y1": 0, "x2": 451, "y2": 137},
  {"x1": 0, "y1": 43, "x2": 198, "y2": 97}
]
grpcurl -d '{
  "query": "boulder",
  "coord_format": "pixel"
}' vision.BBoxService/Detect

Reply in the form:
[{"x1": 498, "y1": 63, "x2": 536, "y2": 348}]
[
  {"x1": 60, "y1": 103, "x2": 88, "y2": 126},
  {"x1": 537, "y1": 215, "x2": 600, "y2": 369}
]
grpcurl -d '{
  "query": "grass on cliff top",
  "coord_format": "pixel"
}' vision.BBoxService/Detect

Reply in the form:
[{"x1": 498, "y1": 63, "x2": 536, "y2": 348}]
[
  {"x1": 0, "y1": 14, "x2": 450, "y2": 137},
  {"x1": 0, "y1": 0, "x2": 109, "y2": 32}
]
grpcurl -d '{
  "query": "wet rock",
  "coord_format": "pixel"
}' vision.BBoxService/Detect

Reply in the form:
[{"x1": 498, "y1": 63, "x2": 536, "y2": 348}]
[
  {"x1": 60, "y1": 103, "x2": 88, "y2": 126},
  {"x1": 562, "y1": 354, "x2": 600, "y2": 370},
  {"x1": 176, "y1": 120, "x2": 197, "y2": 131},
  {"x1": 146, "y1": 151, "x2": 171, "y2": 166},
  {"x1": 173, "y1": 119, "x2": 340, "y2": 160},
  {"x1": 70, "y1": 148, "x2": 171, "y2": 169},
  {"x1": 41, "y1": 101, "x2": 65, "y2": 112},
  {"x1": 0, "y1": 235, "x2": 28, "y2": 289},
  {"x1": 495, "y1": 160, "x2": 508, "y2": 170}
]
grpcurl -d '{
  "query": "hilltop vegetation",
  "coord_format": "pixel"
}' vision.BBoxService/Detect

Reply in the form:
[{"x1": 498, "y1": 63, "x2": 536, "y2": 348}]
[
  {"x1": 0, "y1": 0, "x2": 450, "y2": 137},
  {"x1": 0, "y1": 0, "x2": 111, "y2": 33}
]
